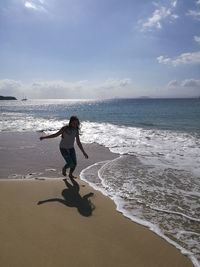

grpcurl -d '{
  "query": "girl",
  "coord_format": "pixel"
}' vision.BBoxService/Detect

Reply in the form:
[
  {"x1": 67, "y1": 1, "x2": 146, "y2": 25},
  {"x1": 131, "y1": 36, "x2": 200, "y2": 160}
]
[{"x1": 40, "y1": 116, "x2": 88, "y2": 179}]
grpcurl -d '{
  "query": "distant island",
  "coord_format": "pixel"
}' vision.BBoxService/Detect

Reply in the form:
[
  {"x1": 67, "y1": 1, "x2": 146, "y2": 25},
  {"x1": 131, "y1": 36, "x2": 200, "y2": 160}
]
[
  {"x1": 0, "y1": 95, "x2": 17, "y2": 100},
  {"x1": 137, "y1": 96, "x2": 151, "y2": 99}
]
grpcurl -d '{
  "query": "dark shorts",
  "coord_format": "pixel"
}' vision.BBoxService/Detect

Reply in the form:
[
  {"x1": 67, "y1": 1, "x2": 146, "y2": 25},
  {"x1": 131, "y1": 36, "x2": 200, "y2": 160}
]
[{"x1": 60, "y1": 147, "x2": 77, "y2": 169}]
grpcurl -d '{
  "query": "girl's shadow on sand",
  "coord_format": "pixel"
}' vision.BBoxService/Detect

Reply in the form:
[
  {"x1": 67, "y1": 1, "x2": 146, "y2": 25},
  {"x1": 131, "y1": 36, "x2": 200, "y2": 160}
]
[{"x1": 37, "y1": 178, "x2": 95, "y2": 217}]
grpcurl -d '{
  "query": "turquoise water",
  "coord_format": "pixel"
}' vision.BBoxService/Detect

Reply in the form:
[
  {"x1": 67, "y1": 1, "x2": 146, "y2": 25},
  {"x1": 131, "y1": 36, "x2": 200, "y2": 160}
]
[{"x1": 1, "y1": 98, "x2": 200, "y2": 266}]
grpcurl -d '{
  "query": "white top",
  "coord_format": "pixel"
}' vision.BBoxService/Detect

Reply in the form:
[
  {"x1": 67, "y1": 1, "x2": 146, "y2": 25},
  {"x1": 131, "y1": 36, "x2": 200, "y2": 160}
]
[{"x1": 59, "y1": 127, "x2": 78, "y2": 149}]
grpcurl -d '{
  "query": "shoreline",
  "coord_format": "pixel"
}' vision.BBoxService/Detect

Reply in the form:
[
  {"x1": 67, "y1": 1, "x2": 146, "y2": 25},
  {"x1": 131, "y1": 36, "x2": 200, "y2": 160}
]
[
  {"x1": 0, "y1": 131, "x2": 195, "y2": 267},
  {"x1": 80, "y1": 160, "x2": 199, "y2": 267}
]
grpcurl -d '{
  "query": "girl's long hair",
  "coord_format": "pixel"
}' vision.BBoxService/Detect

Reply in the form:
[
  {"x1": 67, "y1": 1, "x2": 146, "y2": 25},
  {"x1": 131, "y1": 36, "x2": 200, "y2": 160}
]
[{"x1": 68, "y1": 116, "x2": 80, "y2": 131}]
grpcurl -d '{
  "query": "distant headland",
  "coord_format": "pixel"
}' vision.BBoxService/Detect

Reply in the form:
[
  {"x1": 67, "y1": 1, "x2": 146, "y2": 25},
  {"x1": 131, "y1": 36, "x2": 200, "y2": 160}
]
[{"x1": 0, "y1": 95, "x2": 17, "y2": 100}]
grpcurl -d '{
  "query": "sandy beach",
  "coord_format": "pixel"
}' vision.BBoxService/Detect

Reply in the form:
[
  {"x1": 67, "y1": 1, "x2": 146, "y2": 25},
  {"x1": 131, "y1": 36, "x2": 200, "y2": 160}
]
[{"x1": 0, "y1": 132, "x2": 194, "y2": 267}]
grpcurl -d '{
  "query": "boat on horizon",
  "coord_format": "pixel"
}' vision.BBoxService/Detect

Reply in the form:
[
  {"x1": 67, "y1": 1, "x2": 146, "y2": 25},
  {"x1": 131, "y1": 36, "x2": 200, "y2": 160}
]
[{"x1": 21, "y1": 95, "x2": 27, "y2": 101}]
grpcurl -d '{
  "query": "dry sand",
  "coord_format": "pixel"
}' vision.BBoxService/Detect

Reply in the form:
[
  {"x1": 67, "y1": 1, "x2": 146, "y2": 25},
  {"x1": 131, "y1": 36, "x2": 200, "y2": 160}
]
[{"x1": 0, "y1": 132, "x2": 194, "y2": 267}]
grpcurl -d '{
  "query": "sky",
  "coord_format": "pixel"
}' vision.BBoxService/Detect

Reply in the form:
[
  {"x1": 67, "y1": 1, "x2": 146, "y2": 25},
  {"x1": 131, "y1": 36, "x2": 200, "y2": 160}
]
[{"x1": 0, "y1": 0, "x2": 200, "y2": 99}]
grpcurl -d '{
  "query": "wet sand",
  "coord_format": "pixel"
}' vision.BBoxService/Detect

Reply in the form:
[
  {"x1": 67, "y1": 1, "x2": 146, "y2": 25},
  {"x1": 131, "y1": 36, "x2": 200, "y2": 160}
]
[{"x1": 0, "y1": 132, "x2": 194, "y2": 267}]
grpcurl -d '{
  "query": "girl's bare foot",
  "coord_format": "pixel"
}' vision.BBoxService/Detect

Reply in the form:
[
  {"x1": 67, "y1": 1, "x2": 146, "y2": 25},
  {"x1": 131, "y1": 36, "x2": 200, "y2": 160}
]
[{"x1": 69, "y1": 174, "x2": 77, "y2": 179}]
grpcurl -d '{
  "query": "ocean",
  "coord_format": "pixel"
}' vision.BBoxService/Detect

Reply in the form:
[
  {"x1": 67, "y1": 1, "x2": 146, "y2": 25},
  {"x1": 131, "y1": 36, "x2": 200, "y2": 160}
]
[{"x1": 1, "y1": 98, "x2": 200, "y2": 267}]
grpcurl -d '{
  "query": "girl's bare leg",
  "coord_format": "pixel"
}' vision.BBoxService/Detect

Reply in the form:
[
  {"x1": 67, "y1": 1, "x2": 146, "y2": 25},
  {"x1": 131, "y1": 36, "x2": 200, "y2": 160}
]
[{"x1": 62, "y1": 166, "x2": 67, "y2": 176}]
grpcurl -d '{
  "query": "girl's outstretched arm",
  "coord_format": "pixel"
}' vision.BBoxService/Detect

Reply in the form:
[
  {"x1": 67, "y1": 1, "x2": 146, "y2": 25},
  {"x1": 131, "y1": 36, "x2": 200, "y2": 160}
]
[
  {"x1": 76, "y1": 133, "x2": 88, "y2": 158},
  {"x1": 40, "y1": 127, "x2": 64, "y2": 140}
]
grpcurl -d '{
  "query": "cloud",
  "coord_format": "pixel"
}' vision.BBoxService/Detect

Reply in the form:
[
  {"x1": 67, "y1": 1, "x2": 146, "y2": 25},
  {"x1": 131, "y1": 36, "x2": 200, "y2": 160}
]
[
  {"x1": 181, "y1": 79, "x2": 200, "y2": 88},
  {"x1": 167, "y1": 80, "x2": 179, "y2": 87},
  {"x1": 140, "y1": 0, "x2": 178, "y2": 30},
  {"x1": 194, "y1": 36, "x2": 200, "y2": 44},
  {"x1": 187, "y1": 0, "x2": 200, "y2": 21},
  {"x1": 167, "y1": 79, "x2": 200, "y2": 89},
  {"x1": 24, "y1": 0, "x2": 47, "y2": 12},
  {"x1": 0, "y1": 79, "x2": 24, "y2": 97},
  {"x1": 0, "y1": 78, "x2": 133, "y2": 99},
  {"x1": 166, "y1": 79, "x2": 200, "y2": 97},
  {"x1": 99, "y1": 78, "x2": 131, "y2": 89},
  {"x1": 157, "y1": 51, "x2": 200, "y2": 66},
  {"x1": 157, "y1": 26, "x2": 200, "y2": 71},
  {"x1": 25, "y1": 2, "x2": 37, "y2": 10},
  {"x1": 187, "y1": 10, "x2": 200, "y2": 20}
]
